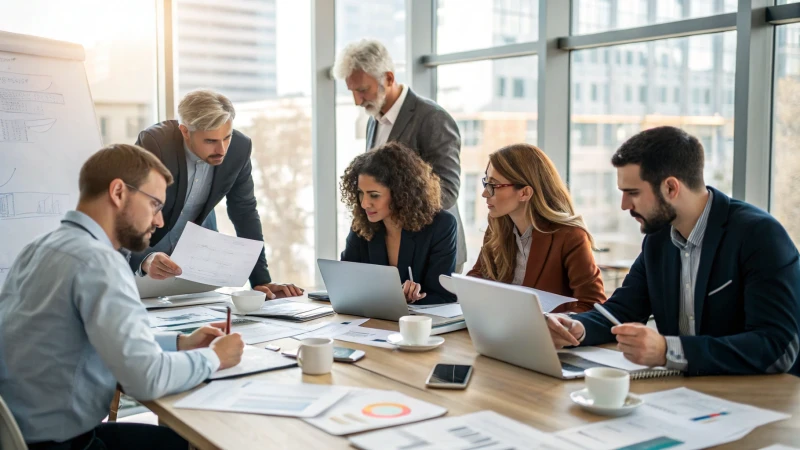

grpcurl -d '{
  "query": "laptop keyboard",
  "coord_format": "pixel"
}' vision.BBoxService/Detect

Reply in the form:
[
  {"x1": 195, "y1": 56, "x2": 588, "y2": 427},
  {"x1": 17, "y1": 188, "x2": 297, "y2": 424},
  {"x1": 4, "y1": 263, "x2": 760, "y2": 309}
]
[{"x1": 558, "y1": 354, "x2": 609, "y2": 373}]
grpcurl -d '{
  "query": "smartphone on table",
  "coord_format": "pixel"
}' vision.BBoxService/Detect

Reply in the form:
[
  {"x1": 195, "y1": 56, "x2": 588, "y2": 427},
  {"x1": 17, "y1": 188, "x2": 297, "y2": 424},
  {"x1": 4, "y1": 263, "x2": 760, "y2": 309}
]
[
  {"x1": 281, "y1": 346, "x2": 365, "y2": 363},
  {"x1": 425, "y1": 363, "x2": 473, "y2": 389}
]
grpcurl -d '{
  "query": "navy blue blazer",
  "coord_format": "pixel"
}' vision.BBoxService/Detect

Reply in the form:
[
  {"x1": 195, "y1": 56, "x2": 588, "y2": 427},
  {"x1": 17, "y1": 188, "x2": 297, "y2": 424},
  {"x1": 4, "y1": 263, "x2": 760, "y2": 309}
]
[
  {"x1": 576, "y1": 187, "x2": 800, "y2": 376},
  {"x1": 340, "y1": 211, "x2": 457, "y2": 305}
]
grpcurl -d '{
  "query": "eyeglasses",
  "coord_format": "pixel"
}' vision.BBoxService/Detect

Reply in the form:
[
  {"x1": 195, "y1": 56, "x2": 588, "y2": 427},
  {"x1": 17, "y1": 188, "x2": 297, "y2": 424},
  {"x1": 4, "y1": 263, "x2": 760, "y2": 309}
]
[
  {"x1": 124, "y1": 183, "x2": 164, "y2": 214},
  {"x1": 481, "y1": 177, "x2": 519, "y2": 197}
]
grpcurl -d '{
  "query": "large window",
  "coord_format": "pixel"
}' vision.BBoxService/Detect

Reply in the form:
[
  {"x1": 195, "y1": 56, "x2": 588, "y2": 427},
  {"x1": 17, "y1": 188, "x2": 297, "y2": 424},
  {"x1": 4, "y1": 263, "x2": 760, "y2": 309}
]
[
  {"x1": 0, "y1": 0, "x2": 158, "y2": 146},
  {"x1": 570, "y1": 32, "x2": 736, "y2": 264},
  {"x1": 437, "y1": 55, "x2": 539, "y2": 272},
  {"x1": 572, "y1": 0, "x2": 737, "y2": 35},
  {"x1": 772, "y1": 23, "x2": 800, "y2": 246},
  {"x1": 176, "y1": 0, "x2": 316, "y2": 287},
  {"x1": 334, "y1": 0, "x2": 407, "y2": 256},
  {"x1": 437, "y1": 0, "x2": 538, "y2": 54}
]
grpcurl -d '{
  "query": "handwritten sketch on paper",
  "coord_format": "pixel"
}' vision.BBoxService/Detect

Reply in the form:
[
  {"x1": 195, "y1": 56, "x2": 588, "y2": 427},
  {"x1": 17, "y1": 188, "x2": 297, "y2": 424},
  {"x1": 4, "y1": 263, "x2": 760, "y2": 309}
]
[
  {"x1": 0, "y1": 34, "x2": 103, "y2": 289},
  {"x1": 0, "y1": 192, "x2": 69, "y2": 220}
]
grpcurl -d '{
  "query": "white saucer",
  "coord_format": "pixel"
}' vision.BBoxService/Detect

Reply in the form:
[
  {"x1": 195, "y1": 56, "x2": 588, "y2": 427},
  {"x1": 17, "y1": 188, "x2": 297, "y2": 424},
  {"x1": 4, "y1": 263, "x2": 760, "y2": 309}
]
[
  {"x1": 387, "y1": 333, "x2": 445, "y2": 351},
  {"x1": 570, "y1": 388, "x2": 644, "y2": 416}
]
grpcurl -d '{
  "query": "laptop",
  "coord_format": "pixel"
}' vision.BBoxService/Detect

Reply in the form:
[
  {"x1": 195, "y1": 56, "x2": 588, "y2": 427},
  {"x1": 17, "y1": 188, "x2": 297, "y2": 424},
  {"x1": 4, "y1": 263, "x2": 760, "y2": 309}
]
[
  {"x1": 135, "y1": 276, "x2": 217, "y2": 299},
  {"x1": 317, "y1": 259, "x2": 466, "y2": 333},
  {"x1": 450, "y1": 274, "x2": 609, "y2": 379}
]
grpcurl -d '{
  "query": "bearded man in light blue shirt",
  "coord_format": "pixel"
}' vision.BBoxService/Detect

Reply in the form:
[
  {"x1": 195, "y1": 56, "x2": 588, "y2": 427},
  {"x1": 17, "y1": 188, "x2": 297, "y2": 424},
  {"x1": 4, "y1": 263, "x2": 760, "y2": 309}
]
[{"x1": 0, "y1": 144, "x2": 245, "y2": 449}]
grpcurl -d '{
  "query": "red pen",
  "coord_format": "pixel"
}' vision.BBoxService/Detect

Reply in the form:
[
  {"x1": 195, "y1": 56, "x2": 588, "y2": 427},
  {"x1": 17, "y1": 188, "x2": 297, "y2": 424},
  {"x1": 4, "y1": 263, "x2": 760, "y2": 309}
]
[{"x1": 225, "y1": 306, "x2": 231, "y2": 335}]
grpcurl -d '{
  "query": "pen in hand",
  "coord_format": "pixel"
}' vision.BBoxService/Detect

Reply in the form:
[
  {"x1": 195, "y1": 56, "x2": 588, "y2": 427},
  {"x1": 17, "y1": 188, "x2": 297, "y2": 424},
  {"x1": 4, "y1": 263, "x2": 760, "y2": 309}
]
[
  {"x1": 594, "y1": 303, "x2": 622, "y2": 327},
  {"x1": 408, "y1": 266, "x2": 414, "y2": 284},
  {"x1": 225, "y1": 306, "x2": 231, "y2": 335}
]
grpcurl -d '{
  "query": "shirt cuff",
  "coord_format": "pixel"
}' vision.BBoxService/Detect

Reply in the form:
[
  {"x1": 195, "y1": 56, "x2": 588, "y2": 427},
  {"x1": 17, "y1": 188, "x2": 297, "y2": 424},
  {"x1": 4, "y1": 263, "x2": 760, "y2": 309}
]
[
  {"x1": 195, "y1": 347, "x2": 221, "y2": 372},
  {"x1": 136, "y1": 252, "x2": 155, "y2": 277},
  {"x1": 154, "y1": 331, "x2": 180, "y2": 352},
  {"x1": 665, "y1": 336, "x2": 689, "y2": 371}
]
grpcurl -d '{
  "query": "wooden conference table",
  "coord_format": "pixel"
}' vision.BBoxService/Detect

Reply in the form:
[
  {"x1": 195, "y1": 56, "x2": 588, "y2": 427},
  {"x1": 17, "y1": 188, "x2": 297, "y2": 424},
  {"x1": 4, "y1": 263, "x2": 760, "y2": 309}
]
[{"x1": 143, "y1": 296, "x2": 800, "y2": 450}]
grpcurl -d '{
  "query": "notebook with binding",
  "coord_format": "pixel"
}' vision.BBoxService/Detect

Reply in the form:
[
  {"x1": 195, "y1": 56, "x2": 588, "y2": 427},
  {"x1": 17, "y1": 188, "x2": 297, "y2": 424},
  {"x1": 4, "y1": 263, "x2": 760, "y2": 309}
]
[{"x1": 558, "y1": 348, "x2": 682, "y2": 379}]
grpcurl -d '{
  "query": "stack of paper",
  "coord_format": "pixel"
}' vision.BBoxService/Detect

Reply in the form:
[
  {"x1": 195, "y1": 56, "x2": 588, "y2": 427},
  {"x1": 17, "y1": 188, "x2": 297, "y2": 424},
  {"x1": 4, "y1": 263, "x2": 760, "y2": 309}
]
[{"x1": 147, "y1": 306, "x2": 226, "y2": 328}]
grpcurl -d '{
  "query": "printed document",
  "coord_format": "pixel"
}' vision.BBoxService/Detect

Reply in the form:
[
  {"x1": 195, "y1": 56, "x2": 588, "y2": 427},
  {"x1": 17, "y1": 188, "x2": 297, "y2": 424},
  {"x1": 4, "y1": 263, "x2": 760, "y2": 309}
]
[
  {"x1": 175, "y1": 380, "x2": 350, "y2": 418},
  {"x1": 304, "y1": 388, "x2": 447, "y2": 435},
  {"x1": 208, "y1": 345, "x2": 296, "y2": 380},
  {"x1": 147, "y1": 306, "x2": 226, "y2": 328},
  {"x1": 170, "y1": 222, "x2": 263, "y2": 287},
  {"x1": 350, "y1": 410, "x2": 573, "y2": 450}
]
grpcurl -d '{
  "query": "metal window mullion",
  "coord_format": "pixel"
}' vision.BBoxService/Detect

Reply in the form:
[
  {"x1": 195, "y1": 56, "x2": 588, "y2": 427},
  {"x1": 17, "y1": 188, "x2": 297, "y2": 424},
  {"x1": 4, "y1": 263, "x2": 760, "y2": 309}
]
[
  {"x1": 311, "y1": 0, "x2": 337, "y2": 287},
  {"x1": 538, "y1": 0, "x2": 571, "y2": 182},
  {"x1": 732, "y1": 0, "x2": 773, "y2": 209},
  {"x1": 408, "y1": 0, "x2": 435, "y2": 99},
  {"x1": 156, "y1": 0, "x2": 176, "y2": 121}
]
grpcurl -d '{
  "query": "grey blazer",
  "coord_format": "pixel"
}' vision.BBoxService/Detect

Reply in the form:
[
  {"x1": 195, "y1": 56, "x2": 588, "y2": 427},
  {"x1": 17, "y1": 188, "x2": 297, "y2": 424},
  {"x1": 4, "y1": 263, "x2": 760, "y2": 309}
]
[
  {"x1": 130, "y1": 120, "x2": 271, "y2": 286},
  {"x1": 366, "y1": 88, "x2": 466, "y2": 267}
]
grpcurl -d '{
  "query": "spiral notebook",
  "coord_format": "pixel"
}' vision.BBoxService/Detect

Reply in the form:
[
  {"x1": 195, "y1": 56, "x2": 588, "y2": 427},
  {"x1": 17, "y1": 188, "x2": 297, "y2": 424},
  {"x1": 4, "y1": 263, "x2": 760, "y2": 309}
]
[{"x1": 558, "y1": 347, "x2": 682, "y2": 379}]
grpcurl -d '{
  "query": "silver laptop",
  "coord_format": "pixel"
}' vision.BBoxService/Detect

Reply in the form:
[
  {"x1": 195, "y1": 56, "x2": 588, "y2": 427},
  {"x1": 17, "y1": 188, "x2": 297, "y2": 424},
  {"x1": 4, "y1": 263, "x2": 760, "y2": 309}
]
[
  {"x1": 317, "y1": 259, "x2": 463, "y2": 328},
  {"x1": 450, "y1": 274, "x2": 605, "y2": 379},
  {"x1": 135, "y1": 275, "x2": 217, "y2": 299}
]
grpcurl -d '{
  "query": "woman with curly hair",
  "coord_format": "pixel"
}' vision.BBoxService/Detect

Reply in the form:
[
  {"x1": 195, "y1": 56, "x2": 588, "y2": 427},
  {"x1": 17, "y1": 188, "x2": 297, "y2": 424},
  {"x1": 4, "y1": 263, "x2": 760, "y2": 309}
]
[
  {"x1": 340, "y1": 142, "x2": 457, "y2": 304},
  {"x1": 468, "y1": 143, "x2": 605, "y2": 313}
]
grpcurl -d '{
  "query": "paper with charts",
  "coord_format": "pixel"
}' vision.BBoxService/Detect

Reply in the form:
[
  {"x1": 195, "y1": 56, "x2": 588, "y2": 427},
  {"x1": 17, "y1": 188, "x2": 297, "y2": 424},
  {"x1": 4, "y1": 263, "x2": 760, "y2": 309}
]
[
  {"x1": 303, "y1": 388, "x2": 447, "y2": 436},
  {"x1": 554, "y1": 387, "x2": 790, "y2": 450},
  {"x1": 170, "y1": 222, "x2": 264, "y2": 287},
  {"x1": 147, "y1": 306, "x2": 226, "y2": 328},
  {"x1": 350, "y1": 410, "x2": 572, "y2": 450},
  {"x1": 174, "y1": 380, "x2": 350, "y2": 418}
]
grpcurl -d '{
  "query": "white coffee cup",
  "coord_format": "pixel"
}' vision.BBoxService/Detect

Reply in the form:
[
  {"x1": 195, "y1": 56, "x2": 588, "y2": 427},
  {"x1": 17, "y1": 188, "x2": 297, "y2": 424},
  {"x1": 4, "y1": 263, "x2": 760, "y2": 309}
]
[
  {"x1": 297, "y1": 337, "x2": 334, "y2": 375},
  {"x1": 584, "y1": 367, "x2": 630, "y2": 408},
  {"x1": 231, "y1": 290, "x2": 266, "y2": 313},
  {"x1": 399, "y1": 316, "x2": 432, "y2": 345}
]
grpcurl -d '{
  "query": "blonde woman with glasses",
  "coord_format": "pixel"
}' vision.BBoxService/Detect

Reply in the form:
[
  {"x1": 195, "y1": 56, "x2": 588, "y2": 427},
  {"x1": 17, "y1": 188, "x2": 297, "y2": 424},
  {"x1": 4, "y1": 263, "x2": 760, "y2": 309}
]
[{"x1": 468, "y1": 143, "x2": 606, "y2": 313}]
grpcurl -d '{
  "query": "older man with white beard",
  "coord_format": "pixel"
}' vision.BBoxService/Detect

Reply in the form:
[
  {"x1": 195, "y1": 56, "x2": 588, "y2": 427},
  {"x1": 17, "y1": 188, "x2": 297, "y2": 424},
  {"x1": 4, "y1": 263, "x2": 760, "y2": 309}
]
[{"x1": 333, "y1": 39, "x2": 467, "y2": 273}]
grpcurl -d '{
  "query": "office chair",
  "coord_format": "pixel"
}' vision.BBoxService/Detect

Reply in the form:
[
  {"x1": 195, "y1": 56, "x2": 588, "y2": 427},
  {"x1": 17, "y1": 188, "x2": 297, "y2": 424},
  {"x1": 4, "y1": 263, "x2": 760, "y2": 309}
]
[{"x1": 0, "y1": 393, "x2": 26, "y2": 450}]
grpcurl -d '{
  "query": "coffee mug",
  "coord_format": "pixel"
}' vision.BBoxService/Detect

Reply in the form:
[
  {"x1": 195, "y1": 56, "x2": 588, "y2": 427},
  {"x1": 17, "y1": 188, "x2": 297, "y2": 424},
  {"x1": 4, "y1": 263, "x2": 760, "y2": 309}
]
[
  {"x1": 297, "y1": 337, "x2": 334, "y2": 375},
  {"x1": 584, "y1": 367, "x2": 630, "y2": 408},
  {"x1": 399, "y1": 316, "x2": 432, "y2": 345}
]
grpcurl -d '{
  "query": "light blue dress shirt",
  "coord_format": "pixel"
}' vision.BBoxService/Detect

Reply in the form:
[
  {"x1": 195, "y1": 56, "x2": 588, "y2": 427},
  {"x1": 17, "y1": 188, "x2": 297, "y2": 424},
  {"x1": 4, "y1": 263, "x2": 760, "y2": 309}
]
[{"x1": 0, "y1": 210, "x2": 219, "y2": 443}]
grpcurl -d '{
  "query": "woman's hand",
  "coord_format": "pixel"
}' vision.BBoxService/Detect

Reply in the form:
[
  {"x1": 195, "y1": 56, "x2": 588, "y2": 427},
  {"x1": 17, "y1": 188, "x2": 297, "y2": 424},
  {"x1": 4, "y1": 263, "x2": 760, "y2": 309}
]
[{"x1": 402, "y1": 280, "x2": 427, "y2": 303}]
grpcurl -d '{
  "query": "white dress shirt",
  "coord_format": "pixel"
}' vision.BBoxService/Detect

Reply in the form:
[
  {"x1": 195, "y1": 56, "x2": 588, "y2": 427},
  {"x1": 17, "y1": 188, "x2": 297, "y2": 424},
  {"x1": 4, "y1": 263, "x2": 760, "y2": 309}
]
[{"x1": 372, "y1": 84, "x2": 409, "y2": 149}]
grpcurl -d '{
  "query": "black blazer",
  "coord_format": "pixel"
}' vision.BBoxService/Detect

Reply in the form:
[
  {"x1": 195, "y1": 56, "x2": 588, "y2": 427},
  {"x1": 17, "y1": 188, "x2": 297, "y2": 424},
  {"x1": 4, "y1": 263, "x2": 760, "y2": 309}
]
[
  {"x1": 340, "y1": 211, "x2": 457, "y2": 305},
  {"x1": 129, "y1": 120, "x2": 270, "y2": 286},
  {"x1": 576, "y1": 187, "x2": 800, "y2": 376}
]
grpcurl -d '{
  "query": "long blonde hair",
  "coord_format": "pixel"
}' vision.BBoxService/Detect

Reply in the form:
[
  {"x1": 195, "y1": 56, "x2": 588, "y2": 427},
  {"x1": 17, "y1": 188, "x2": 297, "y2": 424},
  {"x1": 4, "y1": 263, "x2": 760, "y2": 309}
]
[{"x1": 480, "y1": 143, "x2": 594, "y2": 282}]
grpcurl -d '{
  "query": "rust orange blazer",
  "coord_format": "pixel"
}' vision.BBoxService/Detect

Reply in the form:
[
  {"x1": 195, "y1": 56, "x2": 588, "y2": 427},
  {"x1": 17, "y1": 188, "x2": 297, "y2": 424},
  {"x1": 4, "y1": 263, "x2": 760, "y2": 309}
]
[{"x1": 467, "y1": 222, "x2": 606, "y2": 313}]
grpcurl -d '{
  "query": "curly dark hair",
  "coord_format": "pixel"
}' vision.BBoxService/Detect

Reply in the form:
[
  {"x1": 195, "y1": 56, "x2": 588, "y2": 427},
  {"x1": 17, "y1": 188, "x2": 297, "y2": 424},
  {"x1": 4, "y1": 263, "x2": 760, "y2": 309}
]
[{"x1": 340, "y1": 142, "x2": 442, "y2": 241}]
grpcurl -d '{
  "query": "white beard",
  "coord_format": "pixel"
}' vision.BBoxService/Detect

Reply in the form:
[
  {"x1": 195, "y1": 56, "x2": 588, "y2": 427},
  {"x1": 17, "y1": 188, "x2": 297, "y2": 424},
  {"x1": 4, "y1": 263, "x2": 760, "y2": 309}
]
[{"x1": 362, "y1": 85, "x2": 387, "y2": 119}]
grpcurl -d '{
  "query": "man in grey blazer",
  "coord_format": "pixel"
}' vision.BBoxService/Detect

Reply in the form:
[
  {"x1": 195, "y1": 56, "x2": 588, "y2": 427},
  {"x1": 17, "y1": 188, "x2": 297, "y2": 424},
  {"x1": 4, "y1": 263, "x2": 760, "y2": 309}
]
[
  {"x1": 130, "y1": 90, "x2": 302, "y2": 299},
  {"x1": 333, "y1": 39, "x2": 467, "y2": 271}
]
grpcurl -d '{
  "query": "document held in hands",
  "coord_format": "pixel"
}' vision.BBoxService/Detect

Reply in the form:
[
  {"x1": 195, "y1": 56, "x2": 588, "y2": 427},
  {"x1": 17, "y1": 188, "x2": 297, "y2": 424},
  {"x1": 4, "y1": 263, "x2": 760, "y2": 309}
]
[{"x1": 170, "y1": 222, "x2": 264, "y2": 287}]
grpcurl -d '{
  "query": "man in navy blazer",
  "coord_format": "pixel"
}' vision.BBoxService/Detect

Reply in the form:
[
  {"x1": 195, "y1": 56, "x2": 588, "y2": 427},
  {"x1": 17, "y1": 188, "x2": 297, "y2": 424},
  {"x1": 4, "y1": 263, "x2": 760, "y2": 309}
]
[{"x1": 547, "y1": 126, "x2": 800, "y2": 376}]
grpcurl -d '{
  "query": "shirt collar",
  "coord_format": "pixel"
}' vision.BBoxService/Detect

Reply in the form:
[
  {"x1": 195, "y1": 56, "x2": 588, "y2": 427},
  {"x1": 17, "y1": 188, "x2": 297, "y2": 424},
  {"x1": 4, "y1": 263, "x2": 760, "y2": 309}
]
[
  {"x1": 513, "y1": 225, "x2": 533, "y2": 241},
  {"x1": 184, "y1": 141, "x2": 204, "y2": 165},
  {"x1": 377, "y1": 84, "x2": 408, "y2": 126},
  {"x1": 671, "y1": 189, "x2": 713, "y2": 249},
  {"x1": 61, "y1": 210, "x2": 115, "y2": 249}
]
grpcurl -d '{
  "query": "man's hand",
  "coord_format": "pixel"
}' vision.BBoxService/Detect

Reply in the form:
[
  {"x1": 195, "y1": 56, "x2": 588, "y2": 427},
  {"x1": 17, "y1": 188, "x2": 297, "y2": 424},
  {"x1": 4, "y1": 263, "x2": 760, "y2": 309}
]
[
  {"x1": 177, "y1": 323, "x2": 226, "y2": 350},
  {"x1": 612, "y1": 323, "x2": 667, "y2": 367},
  {"x1": 253, "y1": 283, "x2": 304, "y2": 300},
  {"x1": 143, "y1": 252, "x2": 182, "y2": 280},
  {"x1": 210, "y1": 333, "x2": 245, "y2": 370},
  {"x1": 546, "y1": 313, "x2": 585, "y2": 348},
  {"x1": 402, "y1": 280, "x2": 427, "y2": 303}
]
